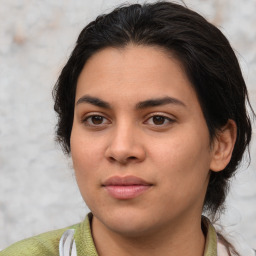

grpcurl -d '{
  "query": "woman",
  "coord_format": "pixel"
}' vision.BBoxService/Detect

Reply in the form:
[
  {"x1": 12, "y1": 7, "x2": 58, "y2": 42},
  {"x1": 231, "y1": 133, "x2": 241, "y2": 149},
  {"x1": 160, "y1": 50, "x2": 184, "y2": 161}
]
[{"x1": 1, "y1": 1, "x2": 255, "y2": 256}]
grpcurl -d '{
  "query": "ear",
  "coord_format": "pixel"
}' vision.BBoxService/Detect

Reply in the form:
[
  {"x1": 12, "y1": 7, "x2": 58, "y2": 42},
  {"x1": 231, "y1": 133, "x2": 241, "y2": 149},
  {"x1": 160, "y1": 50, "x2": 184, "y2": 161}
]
[{"x1": 210, "y1": 119, "x2": 237, "y2": 172}]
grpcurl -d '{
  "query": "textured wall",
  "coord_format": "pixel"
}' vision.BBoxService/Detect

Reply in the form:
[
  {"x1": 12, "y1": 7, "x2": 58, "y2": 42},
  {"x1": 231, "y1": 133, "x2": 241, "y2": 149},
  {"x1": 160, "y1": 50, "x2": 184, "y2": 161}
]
[{"x1": 0, "y1": 0, "x2": 255, "y2": 251}]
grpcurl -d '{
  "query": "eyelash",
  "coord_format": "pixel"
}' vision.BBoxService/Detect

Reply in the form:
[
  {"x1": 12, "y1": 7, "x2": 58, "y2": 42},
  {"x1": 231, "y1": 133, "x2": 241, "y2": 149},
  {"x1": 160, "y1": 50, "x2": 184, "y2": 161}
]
[{"x1": 81, "y1": 113, "x2": 175, "y2": 128}]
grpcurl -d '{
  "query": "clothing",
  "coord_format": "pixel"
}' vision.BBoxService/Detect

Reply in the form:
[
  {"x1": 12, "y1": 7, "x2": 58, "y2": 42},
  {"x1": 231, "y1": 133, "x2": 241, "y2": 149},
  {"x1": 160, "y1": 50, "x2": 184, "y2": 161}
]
[
  {"x1": 0, "y1": 213, "x2": 252, "y2": 256},
  {"x1": 0, "y1": 214, "x2": 96, "y2": 256}
]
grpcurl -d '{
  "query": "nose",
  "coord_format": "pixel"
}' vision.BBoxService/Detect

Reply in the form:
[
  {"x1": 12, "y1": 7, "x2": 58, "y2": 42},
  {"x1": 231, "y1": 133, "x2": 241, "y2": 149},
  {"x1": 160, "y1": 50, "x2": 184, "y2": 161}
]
[{"x1": 105, "y1": 123, "x2": 146, "y2": 165}]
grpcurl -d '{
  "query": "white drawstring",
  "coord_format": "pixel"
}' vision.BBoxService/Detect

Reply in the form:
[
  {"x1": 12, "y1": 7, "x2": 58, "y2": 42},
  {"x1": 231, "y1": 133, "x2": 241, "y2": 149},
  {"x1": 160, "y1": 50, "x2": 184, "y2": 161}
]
[{"x1": 59, "y1": 229, "x2": 77, "y2": 256}]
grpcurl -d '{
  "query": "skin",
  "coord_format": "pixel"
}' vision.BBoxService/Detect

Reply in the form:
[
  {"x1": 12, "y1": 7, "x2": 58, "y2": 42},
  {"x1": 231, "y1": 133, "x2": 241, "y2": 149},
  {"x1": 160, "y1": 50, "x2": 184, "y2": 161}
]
[{"x1": 70, "y1": 45, "x2": 236, "y2": 256}]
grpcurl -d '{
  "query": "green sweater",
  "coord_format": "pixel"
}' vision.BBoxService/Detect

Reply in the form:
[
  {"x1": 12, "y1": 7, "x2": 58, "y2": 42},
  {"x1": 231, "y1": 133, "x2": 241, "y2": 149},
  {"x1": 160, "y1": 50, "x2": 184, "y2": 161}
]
[{"x1": 0, "y1": 214, "x2": 217, "y2": 256}]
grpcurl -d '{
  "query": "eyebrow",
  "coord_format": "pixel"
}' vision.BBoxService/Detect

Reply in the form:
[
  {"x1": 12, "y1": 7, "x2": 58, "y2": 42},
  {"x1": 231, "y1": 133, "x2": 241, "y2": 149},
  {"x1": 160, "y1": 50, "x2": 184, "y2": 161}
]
[
  {"x1": 76, "y1": 95, "x2": 186, "y2": 109},
  {"x1": 76, "y1": 95, "x2": 111, "y2": 109},
  {"x1": 136, "y1": 96, "x2": 186, "y2": 109}
]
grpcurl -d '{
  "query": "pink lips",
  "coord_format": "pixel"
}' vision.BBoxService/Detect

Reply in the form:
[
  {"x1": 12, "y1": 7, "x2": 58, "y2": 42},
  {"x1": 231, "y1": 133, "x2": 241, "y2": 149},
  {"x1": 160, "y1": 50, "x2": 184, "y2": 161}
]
[{"x1": 102, "y1": 176, "x2": 152, "y2": 199}]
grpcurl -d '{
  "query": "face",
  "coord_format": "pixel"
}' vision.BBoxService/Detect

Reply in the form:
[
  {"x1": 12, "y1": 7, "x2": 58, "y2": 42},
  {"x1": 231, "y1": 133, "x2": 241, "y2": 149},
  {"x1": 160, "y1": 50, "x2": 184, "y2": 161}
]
[{"x1": 71, "y1": 45, "x2": 216, "y2": 237}]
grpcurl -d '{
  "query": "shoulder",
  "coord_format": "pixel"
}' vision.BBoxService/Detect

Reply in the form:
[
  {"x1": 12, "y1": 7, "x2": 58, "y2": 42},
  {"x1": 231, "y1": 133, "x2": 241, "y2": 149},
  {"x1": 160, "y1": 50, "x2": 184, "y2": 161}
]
[
  {"x1": 217, "y1": 239, "x2": 256, "y2": 256},
  {"x1": 0, "y1": 224, "x2": 79, "y2": 256},
  {"x1": 202, "y1": 216, "x2": 255, "y2": 256},
  {"x1": 216, "y1": 231, "x2": 256, "y2": 256}
]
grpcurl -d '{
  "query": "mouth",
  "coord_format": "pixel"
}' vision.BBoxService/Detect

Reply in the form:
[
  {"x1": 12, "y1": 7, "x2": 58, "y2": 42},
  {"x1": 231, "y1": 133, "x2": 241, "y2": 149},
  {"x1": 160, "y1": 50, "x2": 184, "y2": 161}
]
[{"x1": 102, "y1": 175, "x2": 153, "y2": 199}]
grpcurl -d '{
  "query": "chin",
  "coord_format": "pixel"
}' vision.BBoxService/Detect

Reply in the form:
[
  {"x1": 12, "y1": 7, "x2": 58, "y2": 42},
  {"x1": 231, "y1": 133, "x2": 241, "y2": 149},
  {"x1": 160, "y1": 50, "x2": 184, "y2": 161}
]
[
  {"x1": 107, "y1": 220, "x2": 155, "y2": 238},
  {"x1": 93, "y1": 207, "x2": 161, "y2": 238}
]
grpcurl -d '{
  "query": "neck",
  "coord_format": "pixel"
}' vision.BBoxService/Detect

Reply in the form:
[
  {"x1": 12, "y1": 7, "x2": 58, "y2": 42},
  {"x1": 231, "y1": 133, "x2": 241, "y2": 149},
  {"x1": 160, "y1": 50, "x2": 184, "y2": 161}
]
[{"x1": 91, "y1": 214, "x2": 206, "y2": 256}]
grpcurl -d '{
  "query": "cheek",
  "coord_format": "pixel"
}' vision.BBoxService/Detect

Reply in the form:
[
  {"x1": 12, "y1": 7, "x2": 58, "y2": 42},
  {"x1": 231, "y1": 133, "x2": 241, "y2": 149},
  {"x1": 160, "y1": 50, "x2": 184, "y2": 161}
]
[
  {"x1": 70, "y1": 135, "x2": 100, "y2": 205},
  {"x1": 150, "y1": 128, "x2": 211, "y2": 184},
  {"x1": 71, "y1": 125, "x2": 105, "y2": 163},
  {"x1": 150, "y1": 135, "x2": 211, "y2": 211},
  {"x1": 70, "y1": 129, "x2": 102, "y2": 182}
]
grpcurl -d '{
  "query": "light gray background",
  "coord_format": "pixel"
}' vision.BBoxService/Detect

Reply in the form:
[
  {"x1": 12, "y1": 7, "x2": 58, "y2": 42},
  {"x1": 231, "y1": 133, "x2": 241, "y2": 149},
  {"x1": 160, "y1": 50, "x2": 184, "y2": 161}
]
[{"x1": 0, "y1": 0, "x2": 255, "y2": 251}]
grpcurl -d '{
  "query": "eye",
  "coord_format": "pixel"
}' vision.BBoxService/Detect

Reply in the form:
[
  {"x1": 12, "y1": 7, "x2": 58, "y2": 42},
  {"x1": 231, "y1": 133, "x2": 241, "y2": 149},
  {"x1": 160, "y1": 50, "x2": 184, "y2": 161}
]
[
  {"x1": 83, "y1": 115, "x2": 110, "y2": 126},
  {"x1": 145, "y1": 115, "x2": 175, "y2": 126}
]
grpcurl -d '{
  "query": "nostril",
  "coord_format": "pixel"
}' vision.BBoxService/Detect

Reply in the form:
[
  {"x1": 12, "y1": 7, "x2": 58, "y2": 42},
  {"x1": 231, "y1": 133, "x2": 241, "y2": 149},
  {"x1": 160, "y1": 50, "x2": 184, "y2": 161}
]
[
  {"x1": 128, "y1": 156, "x2": 137, "y2": 160},
  {"x1": 108, "y1": 155, "x2": 137, "y2": 163},
  {"x1": 109, "y1": 157, "x2": 116, "y2": 162}
]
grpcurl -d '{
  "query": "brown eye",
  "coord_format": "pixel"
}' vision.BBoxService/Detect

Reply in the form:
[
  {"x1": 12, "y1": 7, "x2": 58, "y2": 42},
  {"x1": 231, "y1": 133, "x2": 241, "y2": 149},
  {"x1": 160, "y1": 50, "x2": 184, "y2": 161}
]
[
  {"x1": 91, "y1": 115, "x2": 104, "y2": 125},
  {"x1": 145, "y1": 115, "x2": 175, "y2": 126},
  {"x1": 83, "y1": 115, "x2": 110, "y2": 127},
  {"x1": 152, "y1": 116, "x2": 166, "y2": 125}
]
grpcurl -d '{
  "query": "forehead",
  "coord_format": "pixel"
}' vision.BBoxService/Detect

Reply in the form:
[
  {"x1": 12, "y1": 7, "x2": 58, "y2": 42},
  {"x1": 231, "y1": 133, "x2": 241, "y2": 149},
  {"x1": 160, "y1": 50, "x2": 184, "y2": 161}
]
[{"x1": 75, "y1": 45, "x2": 198, "y2": 108}]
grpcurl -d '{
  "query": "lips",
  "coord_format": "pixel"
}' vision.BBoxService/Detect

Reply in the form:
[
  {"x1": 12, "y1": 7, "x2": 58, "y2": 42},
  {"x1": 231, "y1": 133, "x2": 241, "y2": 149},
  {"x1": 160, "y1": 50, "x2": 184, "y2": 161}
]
[{"x1": 102, "y1": 175, "x2": 152, "y2": 199}]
